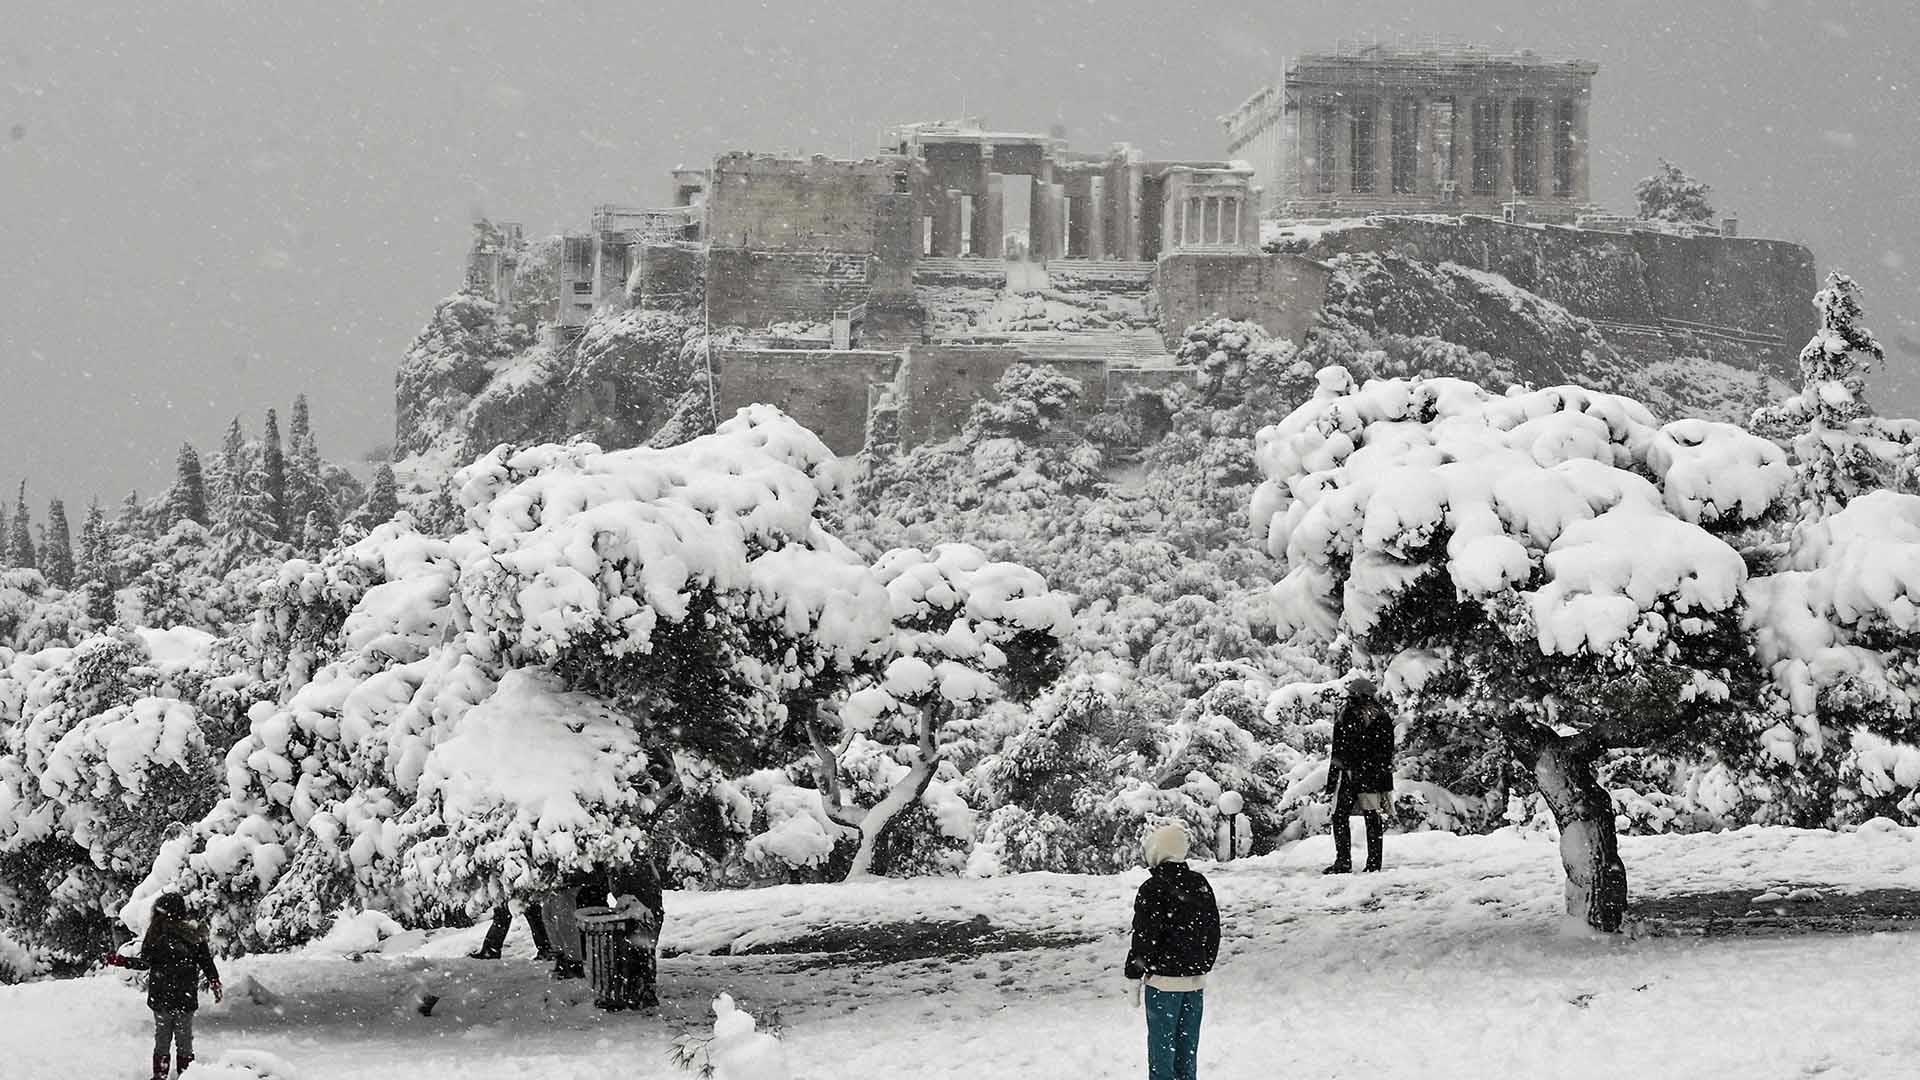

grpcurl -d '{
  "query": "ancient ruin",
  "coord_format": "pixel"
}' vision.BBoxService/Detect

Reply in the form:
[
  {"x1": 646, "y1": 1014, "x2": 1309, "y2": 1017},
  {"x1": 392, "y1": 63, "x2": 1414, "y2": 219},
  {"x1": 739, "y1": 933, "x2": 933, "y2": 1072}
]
[
  {"x1": 1224, "y1": 41, "x2": 1598, "y2": 222},
  {"x1": 453, "y1": 43, "x2": 1818, "y2": 456}
]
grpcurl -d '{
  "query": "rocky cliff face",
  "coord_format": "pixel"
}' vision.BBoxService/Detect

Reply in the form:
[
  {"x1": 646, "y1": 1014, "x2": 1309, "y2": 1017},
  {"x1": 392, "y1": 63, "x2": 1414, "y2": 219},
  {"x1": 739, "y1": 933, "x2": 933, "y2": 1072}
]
[
  {"x1": 1277, "y1": 215, "x2": 1818, "y2": 386},
  {"x1": 393, "y1": 297, "x2": 705, "y2": 483},
  {"x1": 1304, "y1": 250, "x2": 1784, "y2": 423}
]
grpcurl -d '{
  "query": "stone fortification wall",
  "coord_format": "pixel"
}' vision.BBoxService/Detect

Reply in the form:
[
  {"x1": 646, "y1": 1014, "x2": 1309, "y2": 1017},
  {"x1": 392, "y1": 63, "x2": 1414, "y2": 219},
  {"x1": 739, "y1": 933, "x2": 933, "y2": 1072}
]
[
  {"x1": 897, "y1": 345, "x2": 1110, "y2": 447},
  {"x1": 707, "y1": 250, "x2": 872, "y2": 328},
  {"x1": 1303, "y1": 216, "x2": 1815, "y2": 381},
  {"x1": 705, "y1": 153, "x2": 907, "y2": 252},
  {"x1": 631, "y1": 242, "x2": 706, "y2": 311},
  {"x1": 715, "y1": 348, "x2": 902, "y2": 455},
  {"x1": 1154, "y1": 253, "x2": 1331, "y2": 347}
]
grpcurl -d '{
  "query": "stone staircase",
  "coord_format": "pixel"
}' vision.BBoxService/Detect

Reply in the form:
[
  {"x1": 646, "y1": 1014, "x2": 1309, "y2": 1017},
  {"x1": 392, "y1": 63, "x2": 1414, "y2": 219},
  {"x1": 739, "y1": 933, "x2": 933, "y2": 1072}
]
[{"x1": 912, "y1": 257, "x2": 1008, "y2": 288}]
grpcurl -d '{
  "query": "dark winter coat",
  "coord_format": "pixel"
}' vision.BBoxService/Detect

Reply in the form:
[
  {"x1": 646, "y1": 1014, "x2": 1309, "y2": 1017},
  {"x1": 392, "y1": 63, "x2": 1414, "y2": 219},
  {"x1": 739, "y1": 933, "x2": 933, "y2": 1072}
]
[
  {"x1": 1330, "y1": 695, "x2": 1395, "y2": 794},
  {"x1": 1123, "y1": 862, "x2": 1221, "y2": 981},
  {"x1": 124, "y1": 917, "x2": 220, "y2": 1013},
  {"x1": 576, "y1": 861, "x2": 663, "y2": 920}
]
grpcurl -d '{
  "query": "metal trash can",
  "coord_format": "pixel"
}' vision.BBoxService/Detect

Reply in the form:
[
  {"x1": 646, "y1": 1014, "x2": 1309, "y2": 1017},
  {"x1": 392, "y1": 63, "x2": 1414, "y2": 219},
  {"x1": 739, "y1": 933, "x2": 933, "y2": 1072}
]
[{"x1": 574, "y1": 906, "x2": 658, "y2": 1010}]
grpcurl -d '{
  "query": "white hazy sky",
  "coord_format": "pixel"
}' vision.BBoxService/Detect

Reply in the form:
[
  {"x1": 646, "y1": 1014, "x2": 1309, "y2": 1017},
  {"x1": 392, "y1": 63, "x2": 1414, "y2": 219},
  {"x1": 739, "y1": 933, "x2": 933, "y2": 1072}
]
[{"x1": 4, "y1": 0, "x2": 1917, "y2": 510}]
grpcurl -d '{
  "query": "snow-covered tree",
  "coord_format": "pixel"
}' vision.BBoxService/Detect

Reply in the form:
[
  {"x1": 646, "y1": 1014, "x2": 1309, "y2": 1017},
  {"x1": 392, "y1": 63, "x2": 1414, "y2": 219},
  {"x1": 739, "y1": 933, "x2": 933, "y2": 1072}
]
[
  {"x1": 165, "y1": 444, "x2": 209, "y2": 529},
  {"x1": 75, "y1": 505, "x2": 115, "y2": 625},
  {"x1": 262, "y1": 407, "x2": 289, "y2": 542},
  {"x1": 1251, "y1": 368, "x2": 1792, "y2": 930},
  {"x1": 126, "y1": 409, "x2": 960, "y2": 948},
  {"x1": 8, "y1": 483, "x2": 35, "y2": 570},
  {"x1": 1634, "y1": 159, "x2": 1715, "y2": 224},
  {"x1": 1752, "y1": 272, "x2": 1916, "y2": 520},
  {"x1": 40, "y1": 499, "x2": 73, "y2": 589},
  {"x1": 799, "y1": 544, "x2": 1071, "y2": 878},
  {"x1": 361, "y1": 463, "x2": 399, "y2": 526},
  {"x1": 212, "y1": 417, "x2": 248, "y2": 524},
  {"x1": 0, "y1": 629, "x2": 235, "y2": 961},
  {"x1": 213, "y1": 452, "x2": 281, "y2": 572}
]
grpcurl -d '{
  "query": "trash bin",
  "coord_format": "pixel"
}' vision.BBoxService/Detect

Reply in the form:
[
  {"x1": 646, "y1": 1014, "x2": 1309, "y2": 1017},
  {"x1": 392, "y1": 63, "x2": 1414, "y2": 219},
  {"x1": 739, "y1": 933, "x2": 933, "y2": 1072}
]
[{"x1": 574, "y1": 906, "x2": 658, "y2": 1010}]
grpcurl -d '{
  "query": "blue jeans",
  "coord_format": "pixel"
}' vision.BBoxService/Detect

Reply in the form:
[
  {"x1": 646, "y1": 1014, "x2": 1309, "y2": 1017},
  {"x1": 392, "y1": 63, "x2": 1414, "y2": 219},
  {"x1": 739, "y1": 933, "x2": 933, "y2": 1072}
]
[{"x1": 1145, "y1": 986, "x2": 1203, "y2": 1080}]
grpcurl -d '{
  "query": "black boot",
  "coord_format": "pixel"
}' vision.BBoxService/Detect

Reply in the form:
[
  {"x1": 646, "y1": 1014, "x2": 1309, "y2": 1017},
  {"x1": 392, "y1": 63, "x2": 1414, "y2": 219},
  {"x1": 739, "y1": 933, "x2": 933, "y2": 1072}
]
[
  {"x1": 177, "y1": 1053, "x2": 193, "y2": 1074},
  {"x1": 1324, "y1": 812, "x2": 1353, "y2": 874},
  {"x1": 151, "y1": 1055, "x2": 170, "y2": 1080},
  {"x1": 1362, "y1": 811, "x2": 1384, "y2": 872}
]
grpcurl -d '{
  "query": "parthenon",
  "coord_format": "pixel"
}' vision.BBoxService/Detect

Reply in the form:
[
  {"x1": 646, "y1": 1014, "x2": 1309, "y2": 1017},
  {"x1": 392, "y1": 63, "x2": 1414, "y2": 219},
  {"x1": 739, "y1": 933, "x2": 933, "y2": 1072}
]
[{"x1": 1224, "y1": 41, "x2": 1599, "y2": 221}]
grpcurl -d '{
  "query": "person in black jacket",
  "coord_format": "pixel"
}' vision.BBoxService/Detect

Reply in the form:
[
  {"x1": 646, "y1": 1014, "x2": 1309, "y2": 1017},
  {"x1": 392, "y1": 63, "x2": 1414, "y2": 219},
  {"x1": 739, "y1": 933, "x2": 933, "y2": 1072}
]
[
  {"x1": 105, "y1": 892, "x2": 223, "y2": 1079},
  {"x1": 1325, "y1": 673, "x2": 1395, "y2": 874},
  {"x1": 1124, "y1": 824, "x2": 1220, "y2": 1080}
]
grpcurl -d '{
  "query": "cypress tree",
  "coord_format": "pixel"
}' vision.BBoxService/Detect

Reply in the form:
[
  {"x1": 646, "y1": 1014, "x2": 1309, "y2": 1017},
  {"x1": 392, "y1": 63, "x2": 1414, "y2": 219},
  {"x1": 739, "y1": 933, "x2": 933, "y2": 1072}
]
[
  {"x1": 215, "y1": 450, "x2": 279, "y2": 570},
  {"x1": 166, "y1": 444, "x2": 209, "y2": 527},
  {"x1": 0, "y1": 498, "x2": 9, "y2": 568},
  {"x1": 364, "y1": 463, "x2": 399, "y2": 526},
  {"x1": 8, "y1": 481, "x2": 35, "y2": 569},
  {"x1": 117, "y1": 489, "x2": 147, "y2": 540},
  {"x1": 77, "y1": 503, "x2": 116, "y2": 623},
  {"x1": 213, "y1": 416, "x2": 247, "y2": 523},
  {"x1": 42, "y1": 498, "x2": 74, "y2": 587},
  {"x1": 263, "y1": 407, "x2": 288, "y2": 541}
]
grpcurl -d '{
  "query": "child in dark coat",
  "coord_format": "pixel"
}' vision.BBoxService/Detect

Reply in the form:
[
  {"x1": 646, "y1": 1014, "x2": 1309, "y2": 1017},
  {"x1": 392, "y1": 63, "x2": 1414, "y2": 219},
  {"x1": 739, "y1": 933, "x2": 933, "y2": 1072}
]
[
  {"x1": 107, "y1": 892, "x2": 223, "y2": 1078},
  {"x1": 1124, "y1": 824, "x2": 1221, "y2": 1080}
]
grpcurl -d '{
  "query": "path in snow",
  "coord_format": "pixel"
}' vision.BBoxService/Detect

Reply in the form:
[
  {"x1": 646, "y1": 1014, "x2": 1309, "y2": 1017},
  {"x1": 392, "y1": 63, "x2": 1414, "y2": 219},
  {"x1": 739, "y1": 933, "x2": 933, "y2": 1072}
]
[{"x1": 10, "y1": 824, "x2": 1920, "y2": 1079}]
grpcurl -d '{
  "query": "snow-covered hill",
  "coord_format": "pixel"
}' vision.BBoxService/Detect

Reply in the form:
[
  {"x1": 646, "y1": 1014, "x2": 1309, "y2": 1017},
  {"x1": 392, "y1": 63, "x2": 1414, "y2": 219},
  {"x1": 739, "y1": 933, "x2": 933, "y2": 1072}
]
[{"x1": 11, "y1": 824, "x2": 1919, "y2": 1079}]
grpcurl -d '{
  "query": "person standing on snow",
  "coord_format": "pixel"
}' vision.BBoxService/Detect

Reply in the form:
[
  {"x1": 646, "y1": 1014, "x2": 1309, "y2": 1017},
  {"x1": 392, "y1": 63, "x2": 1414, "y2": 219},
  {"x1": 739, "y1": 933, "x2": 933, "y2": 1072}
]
[
  {"x1": 1125, "y1": 824, "x2": 1220, "y2": 1080},
  {"x1": 1324, "y1": 672, "x2": 1395, "y2": 874},
  {"x1": 105, "y1": 891, "x2": 223, "y2": 1079},
  {"x1": 467, "y1": 901, "x2": 554, "y2": 962}
]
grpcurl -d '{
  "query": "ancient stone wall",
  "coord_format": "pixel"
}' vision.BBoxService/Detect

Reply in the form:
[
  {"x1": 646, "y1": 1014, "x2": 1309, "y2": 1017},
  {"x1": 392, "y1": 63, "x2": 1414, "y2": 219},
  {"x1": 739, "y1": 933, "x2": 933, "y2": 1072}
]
[
  {"x1": 897, "y1": 345, "x2": 1109, "y2": 447},
  {"x1": 632, "y1": 242, "x2": 706, "y2": 310},
  {"x1": 706, "y1": 250, "x2": 871, "y2": 328},
  {"x1": 1154, "y1": 253, "x2": 1332, "y2": 347},
  {"x1": 705, "y1": 154, "x2": 906, "y2": 252},
  {"x1": 715, "y1": 348, "x2": 902, "y2": 455}
]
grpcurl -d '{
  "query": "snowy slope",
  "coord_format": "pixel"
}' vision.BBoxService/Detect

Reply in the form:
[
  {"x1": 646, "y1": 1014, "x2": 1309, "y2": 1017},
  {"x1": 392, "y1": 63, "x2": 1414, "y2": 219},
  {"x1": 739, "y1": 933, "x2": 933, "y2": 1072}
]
[{"x1": 11, "y1": 824, "x2": 1920, "y2": 1079}]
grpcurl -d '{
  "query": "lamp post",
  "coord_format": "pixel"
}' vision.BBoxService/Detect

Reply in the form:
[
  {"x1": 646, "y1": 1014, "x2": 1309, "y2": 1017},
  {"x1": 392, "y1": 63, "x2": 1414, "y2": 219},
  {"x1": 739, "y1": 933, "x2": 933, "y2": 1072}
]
[{"x1": 1217, "y1": 790, "x2": 1245, "y2": 861}]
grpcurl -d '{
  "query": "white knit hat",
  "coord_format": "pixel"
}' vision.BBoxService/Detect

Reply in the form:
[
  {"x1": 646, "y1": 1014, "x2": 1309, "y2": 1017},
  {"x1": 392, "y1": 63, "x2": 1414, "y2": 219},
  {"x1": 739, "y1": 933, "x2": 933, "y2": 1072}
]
[{"x1": 1143, "y1": 824, "x2": 1191, "y2": 866}]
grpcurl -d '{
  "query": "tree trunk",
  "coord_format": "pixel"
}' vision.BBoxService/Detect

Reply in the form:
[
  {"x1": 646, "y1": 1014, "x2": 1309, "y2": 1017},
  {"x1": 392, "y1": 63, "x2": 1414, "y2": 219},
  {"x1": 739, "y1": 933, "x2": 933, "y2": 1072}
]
[
  {"x1": 1531, "y1": 738, "x2": 1628, "y2": 932},
  {"x1": 844, "y1": 703, "x2": 942, "y2": 880}
]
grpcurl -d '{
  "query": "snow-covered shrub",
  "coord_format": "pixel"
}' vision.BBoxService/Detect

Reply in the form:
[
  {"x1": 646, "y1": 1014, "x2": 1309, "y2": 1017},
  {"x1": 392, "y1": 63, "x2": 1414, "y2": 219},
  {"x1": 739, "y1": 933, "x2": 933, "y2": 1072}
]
[
  {"x1": 128, "y1": 408, "x2": 1067, "y2": 945},
  {"x1": 1251, "y1": 367, "x2": 1791, "y2": 930},
  {"x1": 0, "y1": 627, "x2": 230, "y2": 960}
]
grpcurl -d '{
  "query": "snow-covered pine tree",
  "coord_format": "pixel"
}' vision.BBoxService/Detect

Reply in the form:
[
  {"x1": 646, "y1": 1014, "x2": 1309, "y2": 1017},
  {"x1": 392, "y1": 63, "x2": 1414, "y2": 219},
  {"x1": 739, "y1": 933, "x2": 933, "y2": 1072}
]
[
  {"x1": 212, "y1": 417, "x2": 247, "y2": 523},
  {"x1": 126, "y1": 409, "x2": 923, "y2": 948},
  {"x1": 40, "y1": 499, "x2": 74, "y2": 589},
  {"x1": 213, "y1": 450, "x2": 280, "y2": 571},
  {"x1": 1633, "y1": 159, "x2": 1715, "y2": 224},
  {"x1": 0, "y1": 630, "x2": 229, "y2": 960},
  {"x1": 0, "y1": 499, "x2": 9, "y2": 569},
  {"x1": 262, "y1": 407, "x2": 288, "y2": 542},
  {"x1": 1752, "y1": 272, "x2": 1915, "y2": 521},
  {"x1": 116, "y1": 489, "x2": 149, "y2": 542},
  {"x1": 165, "y1": 444, "x2": 209, "y2": 528},
  {"x1": 8, "y1": 483, "x2": 35, "y2": 569},
  {"x1": 1251, "y1": 368, "x2": 1792, "y2": 931},
  {"x1": 361, "y1": 462, "x2": 399, "y2": 526},
  {"x1": 808, "y1": 544, "x2": 1071, "y2": 878},
  {"x1": 286, "y1": 431, "x2": 336, "y2": 554},
  {"x1": 76, "y1": 504, "x2": 116, "y2": 624}
]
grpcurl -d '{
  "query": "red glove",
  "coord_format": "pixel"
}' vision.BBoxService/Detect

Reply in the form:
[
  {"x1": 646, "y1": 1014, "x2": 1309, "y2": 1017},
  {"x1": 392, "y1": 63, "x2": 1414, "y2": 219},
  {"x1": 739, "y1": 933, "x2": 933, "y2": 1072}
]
[
  {"x1": 102, "y1": 953, "x2": 126, "y2": 968},
  {"x1": 210, "y1": 979, "x2": 224, "y2": 1004}
]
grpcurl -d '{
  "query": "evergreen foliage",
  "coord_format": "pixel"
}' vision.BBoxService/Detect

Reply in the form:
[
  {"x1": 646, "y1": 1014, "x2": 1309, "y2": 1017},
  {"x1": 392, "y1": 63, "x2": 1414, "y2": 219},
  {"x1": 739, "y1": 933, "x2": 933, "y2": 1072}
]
[
  {"x1": 40, "y1": 499, "x2": 73, "y2": 589},
  {"x1": 1634, "y1": 159, "x2": 1715, "y2": 223},
  {"x1": 8, "y1": 483, "x2": 35, "y2": 569},
  {"x1": 262, "y1": 407, "x2": 289, "y2": 542},
  {"x1": 165, "y1": 444, "x2": 209, "y2": 528}
]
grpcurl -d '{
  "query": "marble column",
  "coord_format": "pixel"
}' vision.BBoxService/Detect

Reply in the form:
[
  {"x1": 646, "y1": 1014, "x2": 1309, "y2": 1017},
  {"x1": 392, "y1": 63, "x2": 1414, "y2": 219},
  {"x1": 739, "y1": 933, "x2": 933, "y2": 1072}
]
[{"x1": 973, "y1": 145, "x2": 996, "y2": 259}]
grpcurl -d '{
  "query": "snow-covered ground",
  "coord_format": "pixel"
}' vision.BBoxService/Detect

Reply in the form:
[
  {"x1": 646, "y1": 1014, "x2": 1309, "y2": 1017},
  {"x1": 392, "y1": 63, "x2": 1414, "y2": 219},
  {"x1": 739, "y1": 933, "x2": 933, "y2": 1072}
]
[{"x1": 11, "y1": 824, "x2": 1920, "y2": 1079}]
